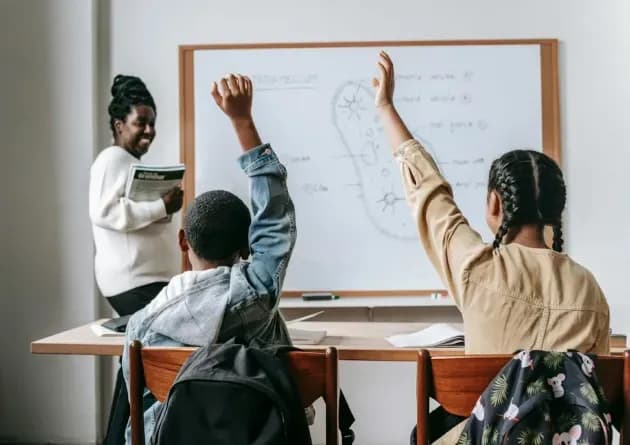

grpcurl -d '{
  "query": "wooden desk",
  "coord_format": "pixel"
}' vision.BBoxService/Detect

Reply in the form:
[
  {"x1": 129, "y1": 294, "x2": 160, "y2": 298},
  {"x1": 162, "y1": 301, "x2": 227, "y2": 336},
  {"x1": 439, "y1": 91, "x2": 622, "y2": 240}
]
[
  {"x1": 32, "y1": 320, "x2": 125, "y2": 356},
  {"x1": 31, "y1": 321, "x2": 626, "y2": 361},
  {"x1": 31, "y1": 321, "x2": 465, "y2": 361}
]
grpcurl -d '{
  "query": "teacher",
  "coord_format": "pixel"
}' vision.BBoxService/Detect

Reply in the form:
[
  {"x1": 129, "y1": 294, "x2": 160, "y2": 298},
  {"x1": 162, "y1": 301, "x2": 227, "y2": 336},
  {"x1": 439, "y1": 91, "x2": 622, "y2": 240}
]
[
  {"x1": 89, "y1": 74, "x2": 183, "y2": 445},
  {"x1": 89, "y1": 74, "x2": 183, "y2": 315}
]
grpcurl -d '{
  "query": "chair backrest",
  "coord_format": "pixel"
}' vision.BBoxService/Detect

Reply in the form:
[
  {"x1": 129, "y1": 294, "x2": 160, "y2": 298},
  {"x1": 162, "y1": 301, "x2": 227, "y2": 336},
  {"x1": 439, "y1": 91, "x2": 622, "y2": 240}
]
[
  {"x1": 416, "y1": 350, "x2": 630, "y2": 445},
  {"x1": 129, "y1": 340, "x2": 339, "y2": 445}
]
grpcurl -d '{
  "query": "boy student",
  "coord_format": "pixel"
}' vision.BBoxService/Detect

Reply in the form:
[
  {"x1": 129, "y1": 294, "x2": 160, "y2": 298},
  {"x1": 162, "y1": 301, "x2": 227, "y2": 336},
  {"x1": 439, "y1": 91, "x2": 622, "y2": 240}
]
[
  {"x1": 372, "y1": 51, "x2": 609, "y2": 443},
  {"x1": 121, "y1": 73, "x2": 296, "y2": 444}
]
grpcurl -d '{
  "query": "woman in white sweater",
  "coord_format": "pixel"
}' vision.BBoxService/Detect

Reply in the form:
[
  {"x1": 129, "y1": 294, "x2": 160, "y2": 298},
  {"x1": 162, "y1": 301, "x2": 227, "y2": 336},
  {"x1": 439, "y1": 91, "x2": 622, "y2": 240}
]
[
  {"x1": 89, "y1": 75, "x2": 183, "y2": 316},
  {"x1": 89, "y1": 75, "x2": 183, "y2": 445}
]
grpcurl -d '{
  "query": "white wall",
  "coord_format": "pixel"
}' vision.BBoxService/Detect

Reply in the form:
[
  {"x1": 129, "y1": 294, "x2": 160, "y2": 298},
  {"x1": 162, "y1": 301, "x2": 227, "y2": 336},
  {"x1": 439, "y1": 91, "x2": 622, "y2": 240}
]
[
  {"x1": 108, "y1": 1, "x2": 630, "y2": 444},
  {"x1": 2, "y1": 1, "x2": 628, "y2": 443},
  {"x1": 0, "y1": 0, "x2": 100, "y2": 443},
  {"x1": 108, "y1": 0, "x2": 630, "y2": 328}
]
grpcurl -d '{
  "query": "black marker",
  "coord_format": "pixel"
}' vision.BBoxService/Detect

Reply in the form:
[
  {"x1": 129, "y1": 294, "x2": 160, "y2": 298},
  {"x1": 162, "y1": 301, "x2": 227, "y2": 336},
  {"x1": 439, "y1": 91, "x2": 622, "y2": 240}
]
[{"x1": 302, "y1": 292, "x2": 340, "y2": 301}]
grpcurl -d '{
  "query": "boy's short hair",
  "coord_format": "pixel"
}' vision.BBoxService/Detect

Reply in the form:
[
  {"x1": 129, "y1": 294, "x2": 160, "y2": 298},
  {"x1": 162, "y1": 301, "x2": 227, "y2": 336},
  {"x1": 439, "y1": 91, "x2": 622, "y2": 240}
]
[{"x1": 183, "y1": 190, "x2": 251, "y2": 261}]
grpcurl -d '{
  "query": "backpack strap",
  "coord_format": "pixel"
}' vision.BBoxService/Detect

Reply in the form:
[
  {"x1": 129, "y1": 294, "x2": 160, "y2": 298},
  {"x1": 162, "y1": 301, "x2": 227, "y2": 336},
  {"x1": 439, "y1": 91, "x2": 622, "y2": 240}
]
[{"x1": 339, "y1": 390, "x2": 355, "y2": 445}]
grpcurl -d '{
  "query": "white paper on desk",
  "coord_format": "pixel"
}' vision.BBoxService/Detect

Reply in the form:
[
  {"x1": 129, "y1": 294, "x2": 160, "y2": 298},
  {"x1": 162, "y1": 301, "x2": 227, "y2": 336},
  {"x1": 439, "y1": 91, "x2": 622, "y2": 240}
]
[
  {"x1": 386, "y1": 323, "x2": 464, "y2": 348},
  {"x1": 289, "y1": 328, "x2": 327, "y2": 345},
  {"x1": 286, "y1": 311, "x2": 327, "y2": 344},
  {"x1": 90, "y1": 322, "x2": 125, "y2": 337}
]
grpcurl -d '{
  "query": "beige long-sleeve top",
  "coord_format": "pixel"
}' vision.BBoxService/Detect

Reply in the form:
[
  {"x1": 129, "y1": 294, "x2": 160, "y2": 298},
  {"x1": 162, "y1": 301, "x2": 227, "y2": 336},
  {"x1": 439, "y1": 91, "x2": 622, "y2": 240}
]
[{"x1": 396, "y1": 139, "x2": 610, "y2": 355}]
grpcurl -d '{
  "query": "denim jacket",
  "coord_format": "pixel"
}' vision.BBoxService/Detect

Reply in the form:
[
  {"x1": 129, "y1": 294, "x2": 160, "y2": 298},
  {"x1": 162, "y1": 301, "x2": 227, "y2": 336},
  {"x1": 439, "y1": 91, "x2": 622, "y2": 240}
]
[{"x1": 121, "y1": 144, "x2": 296, "y2": 444}]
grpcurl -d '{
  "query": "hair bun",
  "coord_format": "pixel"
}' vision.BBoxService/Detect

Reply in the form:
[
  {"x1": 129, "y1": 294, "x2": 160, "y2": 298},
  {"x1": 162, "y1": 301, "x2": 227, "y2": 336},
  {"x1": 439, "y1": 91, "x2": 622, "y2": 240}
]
[
  {"x1": 107, "y1": 74, "x2": 156, "y2": 135},
  {"x1": 110, "y1": 74, "x2": 147, "y2": 98}
]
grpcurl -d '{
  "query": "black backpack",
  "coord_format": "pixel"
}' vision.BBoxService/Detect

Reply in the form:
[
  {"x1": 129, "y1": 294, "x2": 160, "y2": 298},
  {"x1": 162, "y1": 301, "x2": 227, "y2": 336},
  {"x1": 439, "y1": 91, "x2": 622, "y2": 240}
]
[
  {"x1": 151, "y1": 339, "x2": 354, "y2": 445},
  {"x1": 459, "y1": 350, "x2": 614, "y2": 445}
]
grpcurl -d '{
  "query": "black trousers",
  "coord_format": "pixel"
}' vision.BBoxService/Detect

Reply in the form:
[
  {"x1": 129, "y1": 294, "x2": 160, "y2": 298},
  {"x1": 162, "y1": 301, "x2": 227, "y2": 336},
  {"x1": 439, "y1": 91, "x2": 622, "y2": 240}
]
[{"x1": 104, "y1": 282, "x2": 167, "y2": 445}]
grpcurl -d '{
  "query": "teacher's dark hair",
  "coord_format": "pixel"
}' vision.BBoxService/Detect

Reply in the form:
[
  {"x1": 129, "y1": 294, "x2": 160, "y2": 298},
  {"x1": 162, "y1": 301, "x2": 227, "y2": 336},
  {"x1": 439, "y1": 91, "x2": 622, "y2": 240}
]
[{"x1": 108, "y1": 75, "x2": 156, "y2": 137}]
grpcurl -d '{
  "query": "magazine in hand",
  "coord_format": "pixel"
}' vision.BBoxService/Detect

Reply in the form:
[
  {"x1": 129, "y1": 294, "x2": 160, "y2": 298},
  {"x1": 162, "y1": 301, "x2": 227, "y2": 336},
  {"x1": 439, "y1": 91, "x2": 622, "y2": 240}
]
[{"x1": 125, "y1": 164, "x2": 185, "y2": 222}]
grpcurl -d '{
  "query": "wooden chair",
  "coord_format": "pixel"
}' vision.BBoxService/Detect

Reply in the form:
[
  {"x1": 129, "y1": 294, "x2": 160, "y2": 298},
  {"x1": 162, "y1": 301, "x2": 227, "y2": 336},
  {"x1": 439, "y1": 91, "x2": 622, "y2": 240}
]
[
  {"x1": 129, "y1": 340, "x2": 339, "y2": 445},
  {"x1": 416, "y1": 350, "x2": 630, "y2": 444}
]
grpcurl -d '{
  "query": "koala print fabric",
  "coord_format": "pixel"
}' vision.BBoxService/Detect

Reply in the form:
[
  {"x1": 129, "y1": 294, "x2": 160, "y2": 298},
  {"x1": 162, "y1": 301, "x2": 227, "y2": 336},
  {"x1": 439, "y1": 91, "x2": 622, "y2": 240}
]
[{"x1": 458, "y1": 351, "x2": 613, "y2": 445}]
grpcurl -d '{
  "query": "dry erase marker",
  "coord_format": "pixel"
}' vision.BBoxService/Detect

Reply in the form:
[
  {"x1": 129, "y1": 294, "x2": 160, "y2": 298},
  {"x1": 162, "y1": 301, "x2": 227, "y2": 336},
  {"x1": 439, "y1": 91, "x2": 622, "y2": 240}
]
[{"x1": 302, "y1": 292, "x2": 339, "y2": 301}]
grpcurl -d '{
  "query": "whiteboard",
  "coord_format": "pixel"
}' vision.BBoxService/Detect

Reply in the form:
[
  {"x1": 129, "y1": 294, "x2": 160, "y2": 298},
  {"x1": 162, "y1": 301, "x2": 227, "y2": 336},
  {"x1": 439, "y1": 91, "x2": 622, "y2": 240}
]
[{"x1": 181, "y1": 41, "x2": 560, "y2": 294}]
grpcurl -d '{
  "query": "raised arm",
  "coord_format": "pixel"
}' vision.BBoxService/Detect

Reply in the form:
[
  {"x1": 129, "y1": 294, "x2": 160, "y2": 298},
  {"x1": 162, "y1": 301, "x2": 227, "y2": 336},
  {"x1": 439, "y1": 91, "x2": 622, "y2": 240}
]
[
  {"x1": 211, "y1": 74, "x2": 296, "y2": 303},
  {"x1": 372, "y1": 51, "x2": 485, "y2": 302}
]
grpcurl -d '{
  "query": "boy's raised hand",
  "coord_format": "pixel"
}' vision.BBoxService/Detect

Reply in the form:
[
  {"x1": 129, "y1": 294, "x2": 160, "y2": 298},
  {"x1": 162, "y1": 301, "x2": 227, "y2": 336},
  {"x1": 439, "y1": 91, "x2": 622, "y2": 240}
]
[
  {"x1": 211, "y1": 73, "x2": 262, "y2": 151},
  {"x1": 372, "y1": 51, "x2": 395, "y2": 109},
  {"x1": 211, "y1": 74, "x2": 253, "y2": 121}
]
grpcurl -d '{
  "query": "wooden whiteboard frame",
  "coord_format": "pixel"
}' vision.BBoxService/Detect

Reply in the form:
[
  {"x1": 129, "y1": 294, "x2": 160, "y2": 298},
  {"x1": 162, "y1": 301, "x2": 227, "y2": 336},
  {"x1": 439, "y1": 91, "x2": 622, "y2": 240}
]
[{"x1": 178, "y1": 39, "x2": 561, "y2": 298}]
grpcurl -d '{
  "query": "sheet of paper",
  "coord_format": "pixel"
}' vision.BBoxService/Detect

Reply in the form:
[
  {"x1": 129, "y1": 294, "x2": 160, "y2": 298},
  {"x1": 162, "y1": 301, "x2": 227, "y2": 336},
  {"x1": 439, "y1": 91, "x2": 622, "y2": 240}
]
[
  {"x1": 289, "y1": 328, "x2": 327, "y2": 345},
  {"x1": 386, "y1": 323, "x2": 464, "y2": 348}
]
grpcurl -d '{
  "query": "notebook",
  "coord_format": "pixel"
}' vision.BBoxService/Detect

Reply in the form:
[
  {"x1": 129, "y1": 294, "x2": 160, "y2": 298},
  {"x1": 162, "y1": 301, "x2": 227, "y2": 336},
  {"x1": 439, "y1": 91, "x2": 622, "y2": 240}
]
[{"x1": 385, "y1": 323, "x2": 464, "y2": 348}]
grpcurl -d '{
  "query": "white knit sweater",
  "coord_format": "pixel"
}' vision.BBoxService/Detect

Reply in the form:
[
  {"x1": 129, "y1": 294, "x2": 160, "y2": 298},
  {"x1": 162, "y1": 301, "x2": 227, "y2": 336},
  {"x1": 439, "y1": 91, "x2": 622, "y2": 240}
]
[{"x1": 89, "y1": 146, "x2": 178, "y2": 296}]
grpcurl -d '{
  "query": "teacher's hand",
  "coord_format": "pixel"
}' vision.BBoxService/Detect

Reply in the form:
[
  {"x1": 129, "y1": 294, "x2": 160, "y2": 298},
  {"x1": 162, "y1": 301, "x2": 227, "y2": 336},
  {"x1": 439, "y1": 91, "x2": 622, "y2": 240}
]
[{"x1": 162, "y1": 186, "x2": 184, "y2": 214}]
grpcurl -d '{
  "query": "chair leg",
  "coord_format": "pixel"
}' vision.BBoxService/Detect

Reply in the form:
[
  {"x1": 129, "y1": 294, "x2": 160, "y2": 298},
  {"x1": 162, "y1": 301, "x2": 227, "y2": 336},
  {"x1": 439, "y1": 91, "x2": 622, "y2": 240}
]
[
  {"x1": 129, "y1": 340, "x2": 146, "y2": 445},
  {"x1": 623, "y1": 351, "x2": 630, "y2": 445},
  {"x1": 417, "y1": 350, "x2": 431, "y2": 445},
  {"x1": 325, "y1": 347, "x2": 339, "y2": 445}
]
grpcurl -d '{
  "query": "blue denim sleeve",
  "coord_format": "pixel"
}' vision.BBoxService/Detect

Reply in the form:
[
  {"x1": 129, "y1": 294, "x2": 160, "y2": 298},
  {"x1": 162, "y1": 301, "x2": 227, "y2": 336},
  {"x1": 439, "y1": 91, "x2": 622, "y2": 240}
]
[{"x1": 238, "y1": 143, "x2": 296, "y2": 307}]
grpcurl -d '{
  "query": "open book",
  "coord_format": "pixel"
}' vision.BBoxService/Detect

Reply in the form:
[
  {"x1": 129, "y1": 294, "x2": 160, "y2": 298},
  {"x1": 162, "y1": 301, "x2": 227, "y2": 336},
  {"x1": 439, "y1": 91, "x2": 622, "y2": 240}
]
[
  {"x1": 385, "y1": 323, "x2": 464, "y2": 348},
  {"x1": 125, "y1": 163, "x2": 185, "y2": 222}
]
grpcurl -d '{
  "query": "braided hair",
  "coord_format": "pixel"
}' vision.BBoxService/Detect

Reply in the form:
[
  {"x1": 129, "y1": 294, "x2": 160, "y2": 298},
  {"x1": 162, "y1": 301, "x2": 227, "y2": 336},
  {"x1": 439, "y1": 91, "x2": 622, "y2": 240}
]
[
  {"x1": 488, "y1": 150, "x2": 566, "y2": 252},
  {"x1": 108, "y1": 74, "x2": 156, "y2": 137}
]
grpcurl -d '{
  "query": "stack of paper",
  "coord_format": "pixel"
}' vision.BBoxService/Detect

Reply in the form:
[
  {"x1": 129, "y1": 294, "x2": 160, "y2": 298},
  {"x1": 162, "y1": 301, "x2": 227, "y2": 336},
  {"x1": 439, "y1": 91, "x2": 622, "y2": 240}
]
[{"x1": 385, "y1": 323, "x2": 464, "y2": 348}]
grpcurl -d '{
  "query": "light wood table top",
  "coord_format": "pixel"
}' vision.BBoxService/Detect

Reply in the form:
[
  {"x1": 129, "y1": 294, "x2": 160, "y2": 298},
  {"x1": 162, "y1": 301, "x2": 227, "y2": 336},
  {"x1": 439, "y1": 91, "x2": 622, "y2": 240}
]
[
  {"x1": 31, "y1": 320, "x2": 464, "y2": 361},
  {"x1": 32, "y1": 320, "x2": 625, "y2": 361}
]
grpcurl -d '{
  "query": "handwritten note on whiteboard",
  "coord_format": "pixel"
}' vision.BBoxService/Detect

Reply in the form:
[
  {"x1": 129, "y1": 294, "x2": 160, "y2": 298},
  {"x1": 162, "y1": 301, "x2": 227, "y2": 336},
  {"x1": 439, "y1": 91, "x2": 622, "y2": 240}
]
[{"x1": 192, "y1": 44, "x2": 543, "y2": 291}]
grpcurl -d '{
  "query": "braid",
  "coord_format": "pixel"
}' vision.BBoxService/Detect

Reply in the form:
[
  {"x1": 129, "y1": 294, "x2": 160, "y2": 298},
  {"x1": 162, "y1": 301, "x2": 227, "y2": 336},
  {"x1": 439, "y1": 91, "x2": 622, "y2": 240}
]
[
  {"x1": 534, "y1": 153, "x2": 566, "y2": 252},
  {"x1": 552, "y1": 222, "x2": 564, "y2": 252},
  {"x1": 108, "y1": 74, "x2": 156, "y2": 136},
  {"x1": 489, "y1": 149, "x2": 566, "y2": 250},
  {"x1": 493, "y1": 220, "x2": 510, "y2": 249},
  {"x1": 489, "y1": 156, "x2": 524, "y2": 249}
]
